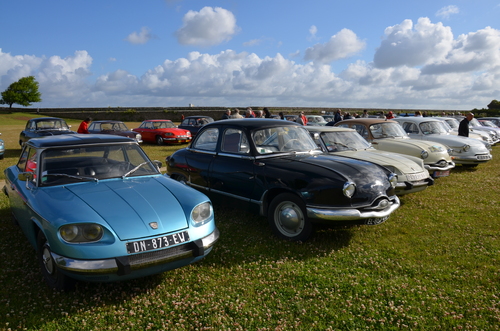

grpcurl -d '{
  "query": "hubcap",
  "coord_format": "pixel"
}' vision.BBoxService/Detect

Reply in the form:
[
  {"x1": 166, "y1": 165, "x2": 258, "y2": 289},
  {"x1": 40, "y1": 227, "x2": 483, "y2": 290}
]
[
  {"x1": 276, "y1": 202, "x2": 304, "y2": 235},
  {"x1": 42, "y1": 246, "x2": 55, "y2": 275}
]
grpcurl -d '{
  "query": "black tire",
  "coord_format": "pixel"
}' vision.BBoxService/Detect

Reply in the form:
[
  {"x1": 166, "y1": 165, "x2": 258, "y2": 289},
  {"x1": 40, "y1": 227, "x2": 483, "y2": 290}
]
[
  {"x1": 171, "y1": 174, "x2": 188, "y2": 185},
  {"x1": 37, "y1": 231, "x2": 75, "y2": 291},
  {"x1": 268, "y1": 193, "x2": 312, "y2": 241},
  {"x1": 156, "y1": 136, "x2": 164, "y2": 146}
]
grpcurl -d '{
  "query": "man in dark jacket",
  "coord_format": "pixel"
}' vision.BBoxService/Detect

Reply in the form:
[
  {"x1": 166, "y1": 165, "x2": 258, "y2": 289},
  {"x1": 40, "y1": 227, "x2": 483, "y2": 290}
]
[{"x1": 458, "y1": 113, "x2": 474, "y2": 137}]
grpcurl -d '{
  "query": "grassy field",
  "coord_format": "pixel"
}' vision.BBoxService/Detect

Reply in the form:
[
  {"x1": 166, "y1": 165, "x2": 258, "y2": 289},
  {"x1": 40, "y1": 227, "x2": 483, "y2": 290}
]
[{"x1": 0, "y1": 112, "x2": 499, "y2": 330}]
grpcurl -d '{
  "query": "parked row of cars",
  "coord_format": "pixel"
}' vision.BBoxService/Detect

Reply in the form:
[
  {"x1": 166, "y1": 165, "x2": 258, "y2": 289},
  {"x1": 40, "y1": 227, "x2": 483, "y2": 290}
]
[{"x1": 3, "y1": 113, "x2": 497, "y2": 290}]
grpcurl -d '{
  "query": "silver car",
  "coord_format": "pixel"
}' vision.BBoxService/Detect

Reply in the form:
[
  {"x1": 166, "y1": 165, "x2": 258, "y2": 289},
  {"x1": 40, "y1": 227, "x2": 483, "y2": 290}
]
[{"x1": 393, "y1": 117, "x2": 492, "y2": 167}]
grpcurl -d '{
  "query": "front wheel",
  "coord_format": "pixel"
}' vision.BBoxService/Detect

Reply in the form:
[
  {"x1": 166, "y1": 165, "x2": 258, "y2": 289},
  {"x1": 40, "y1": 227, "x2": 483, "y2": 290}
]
[
  {"x1": 37, "y1": 231, "x2": 75, "y2": 291},
  {"x1": 268, "y1": 193, "x2": 312, "y2": 241},
  {"x1": 156, "y1": 135, "x2": 164, "y2": 145}
]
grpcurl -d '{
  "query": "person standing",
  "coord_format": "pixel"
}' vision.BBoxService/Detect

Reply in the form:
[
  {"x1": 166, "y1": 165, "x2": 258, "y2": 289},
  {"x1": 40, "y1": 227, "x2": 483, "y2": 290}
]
[
  {"x1": 333, "y1": 109, "x2": 343, "y2": 123},
  {"x1": 77, "y1": 117, "x2": 92, "y2": 134},
  {"x1": 458, "y1": 113, "x2": 474, "y2": 137},
  {"x1": 295, "y1": 113, "x2": 305, "y2": 125},
  {"x1": 360, "y1": 109, "x2": 369, "y2": 118},
  {"x1": 263, "y1": 107, "x2": 272, "y2": 118},
  {"x1": 221, "y1": 109, "x2": 231, "y2": 120}
]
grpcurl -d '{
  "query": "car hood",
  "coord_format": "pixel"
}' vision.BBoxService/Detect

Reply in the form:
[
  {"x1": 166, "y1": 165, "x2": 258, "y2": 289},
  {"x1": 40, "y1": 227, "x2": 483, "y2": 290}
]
[
  {"x1": 418, "y1": 134, "x2": 489, "y2": 151},
  {"x1": 290, "y1": 153, "x2": 392, "y2": 196},
  {"x1": 38, "y1": 177, "x2": 190, "y2": 241},
  {"x1": 332, "y1": 150, "x2": 425, "y2": 174}
]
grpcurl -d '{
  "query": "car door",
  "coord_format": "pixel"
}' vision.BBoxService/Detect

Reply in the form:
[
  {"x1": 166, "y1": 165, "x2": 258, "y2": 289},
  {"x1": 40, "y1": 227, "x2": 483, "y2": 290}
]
[
  {"x1": 137, "y1": 122, "x2": 154, "y2": 142},
  {"x1": 209, "y1": 128, "x2": 257, "y2": 202}
]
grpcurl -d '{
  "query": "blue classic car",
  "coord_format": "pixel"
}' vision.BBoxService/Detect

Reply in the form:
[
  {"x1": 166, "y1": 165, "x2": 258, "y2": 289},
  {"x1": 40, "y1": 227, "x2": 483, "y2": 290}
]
[
  {"x1": 166, "y1": 119, "x2": 400, "y2": 241},
  {"x1": 19, "y1": 117, "x2": 76, "y2": 146},
  {"x1": 3, "y1": 134, "x2": 219, "y2": 290}
]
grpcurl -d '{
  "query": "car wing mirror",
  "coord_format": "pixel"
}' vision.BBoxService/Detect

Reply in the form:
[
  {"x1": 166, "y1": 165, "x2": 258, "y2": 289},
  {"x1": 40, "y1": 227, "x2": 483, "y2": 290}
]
[
  {"x1": 153, "y1": 160, "x2": 162, "y2": 171},
  {"x1": 312, "y1": 133, "x2": 320, "y2": 141},
  {"x1": 18, "y1": 172, "x2": 35, "y2": 190}
]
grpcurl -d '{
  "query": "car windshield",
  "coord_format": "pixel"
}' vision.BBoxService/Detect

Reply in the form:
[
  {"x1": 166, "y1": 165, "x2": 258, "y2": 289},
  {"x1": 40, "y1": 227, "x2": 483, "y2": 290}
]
[
  {"x1": 480, "y1": 120, "x2": 496, "y2": 128},
  {"x1": 101, "y1": 122, "x2": 129, "y2": 131},
  {"x1": 154, "y1": 121, "x2": 175, "y2": 129},
  {"x1": 438, "y1": 121, "x2": 452, "y2": 132},
  {"x1": 253, "y1": 126, "x2": 319, "y2": 154},
  {"x1": 36, "y1": 120, "x2": 69, "y2": 130},
  {"x1": 39, "y1": 143, "x2": 158, "y2": 186},
  {"x1": 419, "y1": 121, "x2": 448, "y2": 135},
  {"x1": 468, "y1": 118, "x2": 482, "y2": 127},
  {"x1": 319, "y1": 131, "x2": 371, "y2": 152},
  {"x1": 444, "y1": 118, "x2": 459, "y2": 129},
  {"x1": 369, "y1": 122, "x2": 408, "y2": 138}
]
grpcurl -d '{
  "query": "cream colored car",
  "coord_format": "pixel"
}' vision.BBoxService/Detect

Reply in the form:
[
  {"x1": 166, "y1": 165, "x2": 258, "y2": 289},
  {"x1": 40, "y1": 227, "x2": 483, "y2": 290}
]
[{"x1": 335, "y1": 118, "x2": 455, "y2": 177}]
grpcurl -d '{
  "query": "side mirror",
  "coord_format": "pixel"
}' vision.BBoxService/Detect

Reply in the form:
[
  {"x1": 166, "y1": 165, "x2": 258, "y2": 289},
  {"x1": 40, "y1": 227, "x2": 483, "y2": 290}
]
[
  {"x1": 18, "y1": 172, "x2": 34, "y2": 182},
  {"x1": 313, "y1": 133, "x2": 320, "y2": 141},
  {"x1": 153, "y1": 160, "x2": 163, "y2": 171}
]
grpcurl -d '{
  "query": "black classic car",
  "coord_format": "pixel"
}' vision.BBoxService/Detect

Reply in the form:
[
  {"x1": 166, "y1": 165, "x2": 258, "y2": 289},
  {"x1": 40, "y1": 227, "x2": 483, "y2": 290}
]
[
  {"x1": 166, "y1": 119, "x2": 400, "y2": 241},
  {"x1": 88, "y1": 120, "x2": 142, "y2": 143},
  {"x1": 19, "y1": 117, "x2": 76, "y2": 146},
  {"x1": 178, "y1": 116, "x2": 214, "y2": 137}
]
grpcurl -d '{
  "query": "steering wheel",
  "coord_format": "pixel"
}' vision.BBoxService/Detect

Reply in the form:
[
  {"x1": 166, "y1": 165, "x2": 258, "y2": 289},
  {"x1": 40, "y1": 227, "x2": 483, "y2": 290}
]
[{"x1": 280, "y1": 139, "x2": 300, "y2": 151}]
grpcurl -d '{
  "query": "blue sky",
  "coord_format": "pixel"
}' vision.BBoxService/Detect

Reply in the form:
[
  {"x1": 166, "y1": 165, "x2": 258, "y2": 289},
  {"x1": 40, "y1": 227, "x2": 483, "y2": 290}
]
[{"x1": 1, "y1": 0, "x2": 500, "y2": 110}]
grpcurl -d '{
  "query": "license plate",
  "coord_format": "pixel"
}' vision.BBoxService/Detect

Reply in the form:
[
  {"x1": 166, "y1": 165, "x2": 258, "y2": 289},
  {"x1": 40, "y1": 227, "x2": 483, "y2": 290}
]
[
  {"x1": 433, "y1": 170, "x2": 450, "y2": 178},
  {"x1": 126, "y1": 231, "x2": 190, "y2": 254},
  {"x1": 365, "y1": 216, "x2": 389, "y2": 225}
]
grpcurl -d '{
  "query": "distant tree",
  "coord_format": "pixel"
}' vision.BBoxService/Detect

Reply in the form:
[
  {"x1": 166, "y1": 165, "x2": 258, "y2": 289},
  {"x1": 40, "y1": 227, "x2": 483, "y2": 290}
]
[
  {"x1": 0, "y1": 76, "x2": 42, "y2": 108},
  {"x1": 487, "y1": 100, "x2": 500, "y2": 110}
]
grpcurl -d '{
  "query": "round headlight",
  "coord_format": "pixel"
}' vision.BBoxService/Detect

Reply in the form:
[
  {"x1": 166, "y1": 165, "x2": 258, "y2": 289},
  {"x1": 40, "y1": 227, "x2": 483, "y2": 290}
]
[
  {"x1": 135, "y1": 133, "x2": 142, "y2": 141},
  {"x1": 388, "y1": 174, "x2": 398, "y2": 188},
  {"x1": 342, "y1": 182, "x2": 356, "y2": 198},
  {"x1": 82, "y1": 224, "x2": 104, "y2": 241},
  {"x1": 420, "y1": 150, "x2": 429, "y2": 159},
  {"x1": 462, "y1": 144, "x2": 470, "y2": 152},
  {"x1": 60, "y1": 225, "x2": 79, "y2": 242},
  {"x1": 191, "y1": 202, "x2": 213, "y2": 225},
  {"x1": 59, "y1": 224, "x2": 103, "y2": 243}
]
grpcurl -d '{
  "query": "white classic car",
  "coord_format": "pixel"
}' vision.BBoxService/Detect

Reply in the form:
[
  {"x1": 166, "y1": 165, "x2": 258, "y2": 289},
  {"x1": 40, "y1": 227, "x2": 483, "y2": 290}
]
[
  {"x1": 393, "y1": 117, "x2": 492, "y2": 167},
  {"x1": 306, "y1": 126, "x2": 433, "y2": 195},
  {"x1": 434, "y1": 117, "x2": 494, "y2": 147},
  {"x1": 335, "y1": 118, "x2": 455, "y2": 177}
]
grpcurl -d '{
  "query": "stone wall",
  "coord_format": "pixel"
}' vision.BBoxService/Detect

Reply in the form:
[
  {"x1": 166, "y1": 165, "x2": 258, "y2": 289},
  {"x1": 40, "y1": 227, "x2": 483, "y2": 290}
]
[{"x1": 1, "y1": 106, "x2": 468, "y2": 122}]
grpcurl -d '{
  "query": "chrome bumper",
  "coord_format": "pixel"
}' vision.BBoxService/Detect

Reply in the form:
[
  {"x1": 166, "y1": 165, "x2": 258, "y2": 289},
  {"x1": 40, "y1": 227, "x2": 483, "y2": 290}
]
[
  {"x1": 306, "y1": 196, "x2": 400, "y2": 221},
  {"x1": 52, "y1": 228, "x2": 219, "y2": 275},
  {"x1": 425, "y1": 161, "x2": 455, "y2": 171}
]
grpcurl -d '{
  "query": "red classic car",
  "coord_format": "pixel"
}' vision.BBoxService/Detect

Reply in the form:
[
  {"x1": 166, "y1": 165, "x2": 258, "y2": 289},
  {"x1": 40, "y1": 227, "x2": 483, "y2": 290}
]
[{"x1": 133, "y1": 120, "x2": 192, "y2": 145}]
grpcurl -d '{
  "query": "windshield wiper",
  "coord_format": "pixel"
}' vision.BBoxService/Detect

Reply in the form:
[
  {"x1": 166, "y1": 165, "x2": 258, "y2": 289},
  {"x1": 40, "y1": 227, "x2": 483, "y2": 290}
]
[
  {"x1": 122, "y1": 162, "x2": 149, "y2": 178},
  {"x1": 43, "y1": 173, "x2": 98, "y2": 182}
]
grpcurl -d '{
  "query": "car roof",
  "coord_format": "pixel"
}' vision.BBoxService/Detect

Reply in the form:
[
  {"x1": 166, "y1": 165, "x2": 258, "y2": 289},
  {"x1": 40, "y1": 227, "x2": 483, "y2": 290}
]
[
  {"x1": 306, "y1": 126, "x2": 355, "y2": 133},
  {"x1": 183, "y1": 115, "x2": 213, "y2": 119},
  {"x1": 28, "y1": 117, "x2": 65, "y2": 122},
  {"x1": 393, "y1": 117, "x2": 442, "y2": 123},
  {"x1": 207, "y1": 118, "x2": 301, "y2": 131},
  {"x1": 143, "y1": 119, "x2": 172, "y2": 122},
  {"x1": 92, "y1": 120, "x2": 125, "y2": 123},
  {"x1": 338, "y1": 118, "x2": 397, "y2": 125},
  {"x1": 27, "y1": 134, "x2": 134, "y2": 148}
]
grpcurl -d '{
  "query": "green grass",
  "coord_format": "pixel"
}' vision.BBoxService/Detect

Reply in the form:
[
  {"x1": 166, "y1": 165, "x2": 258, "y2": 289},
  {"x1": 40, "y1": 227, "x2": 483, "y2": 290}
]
[{"x1": 0, "y1": 113, "x2": 499, "y2": 330}]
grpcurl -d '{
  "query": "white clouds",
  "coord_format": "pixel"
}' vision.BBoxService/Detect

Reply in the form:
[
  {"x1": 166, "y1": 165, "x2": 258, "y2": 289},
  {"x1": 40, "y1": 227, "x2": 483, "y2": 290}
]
[
  {"x1": 308, "y1": 25, "x2": 318, "y2": 41},
  {"x1": 373, "y1": 18, "x2": 454, "y2": 68},
  {"x1": 304, "y1": 29, "x2": 366, "y2": 63},
  {"x1": 175, "y1": 7, "x2": 239, "y2": 47},
  {"x1": 436, "y1": 5, "x2": 459, "y2": 19},
  {"x1": 125, "y1": 27, "x2": 153, "y2": 45},
  {"x1": 3, "y1": 17, "x2": 500, "y2": 110}
]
